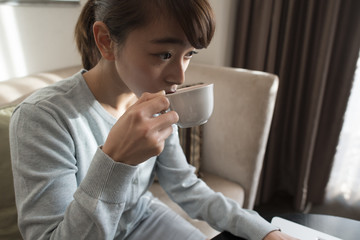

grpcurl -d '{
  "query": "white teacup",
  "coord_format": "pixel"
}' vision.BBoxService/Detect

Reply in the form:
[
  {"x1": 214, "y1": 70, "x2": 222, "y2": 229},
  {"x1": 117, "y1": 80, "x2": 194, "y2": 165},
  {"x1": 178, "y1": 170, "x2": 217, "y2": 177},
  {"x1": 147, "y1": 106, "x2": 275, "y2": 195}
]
[{"x1": 166, "y1": 83, "x2": 214, "y2": 128}]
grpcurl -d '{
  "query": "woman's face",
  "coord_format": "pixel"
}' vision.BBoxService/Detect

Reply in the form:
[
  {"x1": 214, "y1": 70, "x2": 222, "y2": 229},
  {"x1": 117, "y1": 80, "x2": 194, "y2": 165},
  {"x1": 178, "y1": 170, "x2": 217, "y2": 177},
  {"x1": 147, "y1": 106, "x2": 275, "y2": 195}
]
[{"x1": 113, "y1": 16, "x2": 197, "y2": 97}]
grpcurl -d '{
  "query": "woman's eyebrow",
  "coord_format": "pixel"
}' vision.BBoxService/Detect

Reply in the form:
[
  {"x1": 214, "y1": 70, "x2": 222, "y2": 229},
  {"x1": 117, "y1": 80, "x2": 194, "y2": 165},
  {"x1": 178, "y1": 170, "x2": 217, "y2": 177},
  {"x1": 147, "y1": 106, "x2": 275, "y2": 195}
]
[{"x1": 150, "y1": 37, "x2": 186, "y2": 46}]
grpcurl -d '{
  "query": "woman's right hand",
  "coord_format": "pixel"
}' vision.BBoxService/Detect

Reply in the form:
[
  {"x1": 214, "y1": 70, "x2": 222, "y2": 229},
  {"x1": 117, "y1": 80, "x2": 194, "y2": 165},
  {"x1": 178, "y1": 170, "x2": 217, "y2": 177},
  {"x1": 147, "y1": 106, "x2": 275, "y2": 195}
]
[
  {"x1": 102, "y1": 91, "x2": 179, "y2": 165},
  {"x1": 264, "y1": 230, "x2": 300, "y2": 240}
]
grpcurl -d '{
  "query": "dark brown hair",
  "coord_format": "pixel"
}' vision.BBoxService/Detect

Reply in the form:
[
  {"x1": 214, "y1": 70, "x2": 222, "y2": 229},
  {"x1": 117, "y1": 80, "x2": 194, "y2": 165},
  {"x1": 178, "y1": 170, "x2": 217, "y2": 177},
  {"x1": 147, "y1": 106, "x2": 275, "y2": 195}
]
[{"x1": 75, "y1": 0, "x2": 215, "y2": 70}]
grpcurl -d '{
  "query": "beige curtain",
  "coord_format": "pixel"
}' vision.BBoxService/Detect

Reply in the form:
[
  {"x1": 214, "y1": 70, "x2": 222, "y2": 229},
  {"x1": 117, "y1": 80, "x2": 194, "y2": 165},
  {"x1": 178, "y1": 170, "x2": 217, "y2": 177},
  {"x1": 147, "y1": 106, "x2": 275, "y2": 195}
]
[{"x1": 232, "y1": 0, "x2": 360, "y2": 210}]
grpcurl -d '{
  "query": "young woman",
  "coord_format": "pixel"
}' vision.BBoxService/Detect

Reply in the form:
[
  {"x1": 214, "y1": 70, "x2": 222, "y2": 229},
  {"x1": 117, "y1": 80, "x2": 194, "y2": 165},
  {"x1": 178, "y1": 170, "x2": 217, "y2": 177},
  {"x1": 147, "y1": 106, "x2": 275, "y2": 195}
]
[{"x1": 10, "y1": 0, "x2": 297, "y2": 239}]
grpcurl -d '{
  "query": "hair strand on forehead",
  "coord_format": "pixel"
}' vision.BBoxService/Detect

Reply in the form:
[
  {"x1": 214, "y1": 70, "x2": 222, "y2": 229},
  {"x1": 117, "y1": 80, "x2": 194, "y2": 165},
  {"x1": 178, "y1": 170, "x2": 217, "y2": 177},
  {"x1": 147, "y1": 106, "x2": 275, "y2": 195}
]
[{"x1": 179, "y1": 0, "x2": 216, "y2": 49}]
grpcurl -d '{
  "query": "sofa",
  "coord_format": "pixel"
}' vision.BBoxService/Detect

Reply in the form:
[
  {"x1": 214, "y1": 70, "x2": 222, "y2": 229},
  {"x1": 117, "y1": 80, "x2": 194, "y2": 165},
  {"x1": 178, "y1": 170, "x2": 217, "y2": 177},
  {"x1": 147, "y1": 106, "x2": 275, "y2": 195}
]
[{"x1": 0, "y1": 63, "x2": 278, "y2": 239}]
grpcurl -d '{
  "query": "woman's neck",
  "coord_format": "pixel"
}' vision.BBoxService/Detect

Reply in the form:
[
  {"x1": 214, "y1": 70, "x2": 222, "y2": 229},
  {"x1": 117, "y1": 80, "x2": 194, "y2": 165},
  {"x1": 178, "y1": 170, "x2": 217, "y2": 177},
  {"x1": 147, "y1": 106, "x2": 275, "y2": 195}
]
[{"x1": 83, "y1": 61, "x2": 137, "y2": 118}]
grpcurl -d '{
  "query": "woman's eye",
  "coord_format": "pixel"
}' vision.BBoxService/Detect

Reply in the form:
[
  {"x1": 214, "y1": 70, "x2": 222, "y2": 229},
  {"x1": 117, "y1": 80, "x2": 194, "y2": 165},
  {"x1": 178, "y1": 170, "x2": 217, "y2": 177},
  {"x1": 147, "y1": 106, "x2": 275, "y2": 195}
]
[
  {"x1": 159, "y1": 53, "x2": 172, "y2": 60},
  {"x1": 154, "y1": 50, "x2": 198, "y2": 61},
  {"x1": 185, "y1": 50, "x2": 198, "y2": 59}
]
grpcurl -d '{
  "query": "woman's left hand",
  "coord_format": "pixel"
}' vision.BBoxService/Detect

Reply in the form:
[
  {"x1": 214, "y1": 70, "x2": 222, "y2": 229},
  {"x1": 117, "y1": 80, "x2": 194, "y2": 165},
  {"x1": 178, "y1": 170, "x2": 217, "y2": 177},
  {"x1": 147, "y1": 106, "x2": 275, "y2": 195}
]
[{"x1": 264, "y1": 230, "x2": 300, "y2": 240}]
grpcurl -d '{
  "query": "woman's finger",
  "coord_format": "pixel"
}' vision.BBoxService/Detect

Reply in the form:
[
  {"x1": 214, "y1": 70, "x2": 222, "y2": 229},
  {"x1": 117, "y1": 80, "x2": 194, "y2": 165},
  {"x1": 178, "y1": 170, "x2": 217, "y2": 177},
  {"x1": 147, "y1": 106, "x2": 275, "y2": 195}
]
[
  {"x1": 152, "y1": 110, "x2": 179, "y2": 131},
  {"x1": 136, "y1": 90, "x2": 165, "y2": 104}
]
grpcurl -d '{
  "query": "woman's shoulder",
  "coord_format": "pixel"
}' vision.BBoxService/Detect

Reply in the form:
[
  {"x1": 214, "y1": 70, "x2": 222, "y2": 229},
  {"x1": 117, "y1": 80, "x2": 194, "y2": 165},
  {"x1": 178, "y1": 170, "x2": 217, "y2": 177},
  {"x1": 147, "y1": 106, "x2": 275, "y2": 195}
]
[{"x1": 20, "y1": 72, "x2": 88, "y2": 109}]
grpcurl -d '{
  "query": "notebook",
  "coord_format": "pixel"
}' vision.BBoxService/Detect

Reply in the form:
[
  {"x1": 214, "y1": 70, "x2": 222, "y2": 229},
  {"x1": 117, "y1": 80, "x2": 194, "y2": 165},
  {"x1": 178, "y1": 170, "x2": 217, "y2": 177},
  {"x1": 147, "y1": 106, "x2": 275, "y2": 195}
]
[{"x1": 271, "y1": 217, "x2": 342, "y2": 240}]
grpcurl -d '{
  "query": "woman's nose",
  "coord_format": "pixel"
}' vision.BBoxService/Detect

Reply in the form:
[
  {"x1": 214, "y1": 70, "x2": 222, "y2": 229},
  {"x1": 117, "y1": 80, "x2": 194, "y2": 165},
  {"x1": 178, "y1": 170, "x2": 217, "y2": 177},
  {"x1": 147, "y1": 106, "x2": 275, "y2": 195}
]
[{"x1": 166, "y1": 60, "x2": 189, "y2": 85}]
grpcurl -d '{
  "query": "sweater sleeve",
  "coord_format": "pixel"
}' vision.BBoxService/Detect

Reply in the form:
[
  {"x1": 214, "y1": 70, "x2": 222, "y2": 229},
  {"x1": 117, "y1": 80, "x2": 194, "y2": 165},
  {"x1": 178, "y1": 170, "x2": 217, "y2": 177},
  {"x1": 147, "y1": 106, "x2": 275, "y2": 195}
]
[
  {"x1": 156, "y1": 125, "x2": 277, "y2": 240},
  {"x1": 10, "y1": 103, "x2": 137, "y2": 240}
]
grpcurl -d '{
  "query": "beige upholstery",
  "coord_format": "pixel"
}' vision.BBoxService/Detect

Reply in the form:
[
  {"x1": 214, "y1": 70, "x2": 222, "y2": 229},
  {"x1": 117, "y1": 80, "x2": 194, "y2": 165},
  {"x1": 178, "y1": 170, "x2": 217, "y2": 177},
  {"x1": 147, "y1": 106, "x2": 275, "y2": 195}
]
[
  {"x1": 0, "y1": 63, "x2": 278, "y2": 239},
  {"x1": 185, "y1": 64, "x2": 279, "y2": 210},
  {"x1": 0, "y1": 66, "x2": 82, "y2": 108}
]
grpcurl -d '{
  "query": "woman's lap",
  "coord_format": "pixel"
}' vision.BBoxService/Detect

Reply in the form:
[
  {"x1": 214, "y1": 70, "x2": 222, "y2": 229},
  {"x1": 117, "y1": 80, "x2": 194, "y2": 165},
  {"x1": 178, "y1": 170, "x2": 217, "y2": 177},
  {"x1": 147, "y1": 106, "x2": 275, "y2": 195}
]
[{"x1": 126, "y1": 199, "x2": 207, "y2": 240}]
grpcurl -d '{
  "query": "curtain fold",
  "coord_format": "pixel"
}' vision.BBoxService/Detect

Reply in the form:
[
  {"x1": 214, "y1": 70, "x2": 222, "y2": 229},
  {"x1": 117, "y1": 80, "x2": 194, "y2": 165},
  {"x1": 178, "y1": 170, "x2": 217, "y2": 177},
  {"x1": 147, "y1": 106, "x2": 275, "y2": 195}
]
[{"x1": 232, "y1": 0, "x2": 360, "y2": 210}]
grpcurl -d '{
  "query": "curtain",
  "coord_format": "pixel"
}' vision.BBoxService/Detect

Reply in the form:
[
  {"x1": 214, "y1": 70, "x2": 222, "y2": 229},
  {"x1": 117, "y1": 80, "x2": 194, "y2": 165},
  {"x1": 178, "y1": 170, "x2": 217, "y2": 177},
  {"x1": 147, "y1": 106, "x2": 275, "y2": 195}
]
[
  {"x1": 232, "y1": 0, "x2": 360, "y2": 211},
  {"x1": 318, "y1": 53, "x2": 360, "y2": 220}
]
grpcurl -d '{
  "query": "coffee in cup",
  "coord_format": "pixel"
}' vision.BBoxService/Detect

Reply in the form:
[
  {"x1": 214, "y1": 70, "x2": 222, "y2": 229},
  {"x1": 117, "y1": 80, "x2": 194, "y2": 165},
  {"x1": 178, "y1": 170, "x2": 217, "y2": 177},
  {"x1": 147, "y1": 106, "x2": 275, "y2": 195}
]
[{"x1": 166, "y1": 83, "x2": 214, "y2": 128}]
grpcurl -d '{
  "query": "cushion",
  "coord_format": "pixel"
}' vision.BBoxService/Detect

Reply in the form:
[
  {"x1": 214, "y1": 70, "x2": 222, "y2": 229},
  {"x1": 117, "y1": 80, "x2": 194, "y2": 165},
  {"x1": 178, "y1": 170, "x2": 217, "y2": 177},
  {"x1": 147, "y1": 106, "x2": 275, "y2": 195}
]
[
  {"x1": 178, "y1": 125, "x2": 202, "y2": 176},
  {"x1": 0, "y1": 105, "x2": 21, "y2": 239}
]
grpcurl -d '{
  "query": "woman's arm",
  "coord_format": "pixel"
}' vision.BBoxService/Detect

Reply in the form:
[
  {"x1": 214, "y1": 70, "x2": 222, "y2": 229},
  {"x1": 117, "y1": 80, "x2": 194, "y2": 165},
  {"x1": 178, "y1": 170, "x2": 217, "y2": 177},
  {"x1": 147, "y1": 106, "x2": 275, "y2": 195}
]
[
  {"x1": 10, "y1": 103, "x2": 137, "y2": 239},
  {"x1": 155, "y1": 126, "x2": 283, "y2": 240}
]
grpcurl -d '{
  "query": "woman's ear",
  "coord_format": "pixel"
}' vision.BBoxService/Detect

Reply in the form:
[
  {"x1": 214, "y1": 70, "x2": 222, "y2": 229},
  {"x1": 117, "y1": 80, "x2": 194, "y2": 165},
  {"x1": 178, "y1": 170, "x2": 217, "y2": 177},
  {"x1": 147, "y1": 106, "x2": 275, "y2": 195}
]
[{"x1": 93, "y1": 21, "x2": 115, "y2": 61}]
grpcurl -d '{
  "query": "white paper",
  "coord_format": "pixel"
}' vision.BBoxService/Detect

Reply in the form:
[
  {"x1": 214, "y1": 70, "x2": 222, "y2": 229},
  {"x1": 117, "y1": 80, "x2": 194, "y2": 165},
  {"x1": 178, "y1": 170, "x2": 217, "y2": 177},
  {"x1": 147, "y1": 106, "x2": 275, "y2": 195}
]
[{"x1": 271, "y1": 217, "x2": 342, "y2": 240}]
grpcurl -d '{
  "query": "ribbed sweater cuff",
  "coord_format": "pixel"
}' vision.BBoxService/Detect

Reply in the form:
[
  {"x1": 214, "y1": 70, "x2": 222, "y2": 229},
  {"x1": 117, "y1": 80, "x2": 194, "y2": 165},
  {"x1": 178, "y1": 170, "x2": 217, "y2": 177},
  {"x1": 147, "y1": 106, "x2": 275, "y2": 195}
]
[
  {"x1": 79, "y1": 147, "x2": 137, "y2": 204},
  {"x1": 237, "y1": 212, "x2": 279, "y2": 240}
]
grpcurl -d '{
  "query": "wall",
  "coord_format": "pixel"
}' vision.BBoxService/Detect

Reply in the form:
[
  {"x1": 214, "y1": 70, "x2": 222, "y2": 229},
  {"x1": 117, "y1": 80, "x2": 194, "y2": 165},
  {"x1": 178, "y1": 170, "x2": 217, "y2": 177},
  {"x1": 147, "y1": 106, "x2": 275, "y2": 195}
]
[
  {"x1": 0, "y1": 2, "x2": 82, "y2": 81},
  {"x1": 193, "y1": 0, "x2": 237, "y2": 67},
  {"x1": 0, "y1": 0, "x2": 237, "y2": 81}
]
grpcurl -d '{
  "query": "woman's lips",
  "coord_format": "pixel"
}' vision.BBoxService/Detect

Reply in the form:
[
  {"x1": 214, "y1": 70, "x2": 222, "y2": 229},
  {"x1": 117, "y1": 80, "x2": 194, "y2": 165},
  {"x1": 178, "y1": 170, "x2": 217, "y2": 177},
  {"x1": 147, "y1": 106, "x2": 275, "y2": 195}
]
[{"x1": 165, "y1": 87, "x2": 177, "y2": 94}]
